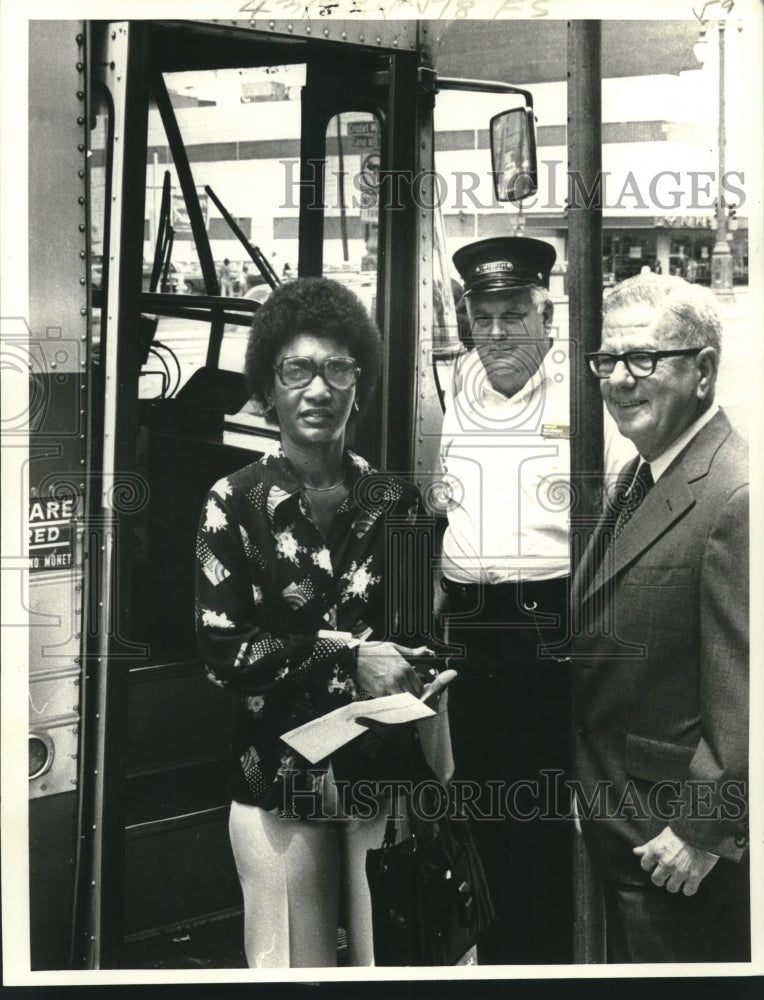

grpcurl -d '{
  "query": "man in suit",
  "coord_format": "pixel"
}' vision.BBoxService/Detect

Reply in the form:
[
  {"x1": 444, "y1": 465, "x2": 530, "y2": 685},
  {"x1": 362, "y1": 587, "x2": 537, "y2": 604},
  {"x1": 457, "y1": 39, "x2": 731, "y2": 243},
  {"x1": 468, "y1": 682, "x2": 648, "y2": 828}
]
[{"x1": 572, "y1": 273, "x2": 749, "y2": 962}]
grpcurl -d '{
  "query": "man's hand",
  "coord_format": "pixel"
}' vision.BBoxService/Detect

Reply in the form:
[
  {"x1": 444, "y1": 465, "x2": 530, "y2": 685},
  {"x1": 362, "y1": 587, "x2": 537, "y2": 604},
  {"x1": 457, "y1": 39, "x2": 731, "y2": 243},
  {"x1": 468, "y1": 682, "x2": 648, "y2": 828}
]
[
  {"x1": 633, "y1": 826, "x2": 719, "y2": 896},
  {"x1": 355, "y1": 642, "x2": 425, "y2": 698}
]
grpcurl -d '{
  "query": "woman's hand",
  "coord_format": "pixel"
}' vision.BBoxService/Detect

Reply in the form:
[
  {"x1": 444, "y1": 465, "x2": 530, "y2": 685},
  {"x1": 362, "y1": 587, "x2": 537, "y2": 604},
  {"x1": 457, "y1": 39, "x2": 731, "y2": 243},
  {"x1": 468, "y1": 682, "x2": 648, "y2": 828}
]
[{"x1": 355, "y1": 642, "x2": 425, "y2": 698}]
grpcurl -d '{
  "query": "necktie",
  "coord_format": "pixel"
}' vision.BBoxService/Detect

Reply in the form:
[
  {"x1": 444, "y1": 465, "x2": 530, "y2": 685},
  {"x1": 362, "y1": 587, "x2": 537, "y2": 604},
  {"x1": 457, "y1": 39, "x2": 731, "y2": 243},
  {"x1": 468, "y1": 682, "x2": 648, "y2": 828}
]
[{"x1": 613, "y1": 462, "x2": 654, "y2": 539}]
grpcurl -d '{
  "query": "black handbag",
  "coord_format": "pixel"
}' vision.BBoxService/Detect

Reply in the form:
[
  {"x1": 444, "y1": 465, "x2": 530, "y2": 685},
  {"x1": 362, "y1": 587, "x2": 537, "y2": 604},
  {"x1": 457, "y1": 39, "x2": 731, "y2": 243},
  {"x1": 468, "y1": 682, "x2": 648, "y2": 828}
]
[{"x1": 365, "y1": 775, "x2": 496, "y2": 966}]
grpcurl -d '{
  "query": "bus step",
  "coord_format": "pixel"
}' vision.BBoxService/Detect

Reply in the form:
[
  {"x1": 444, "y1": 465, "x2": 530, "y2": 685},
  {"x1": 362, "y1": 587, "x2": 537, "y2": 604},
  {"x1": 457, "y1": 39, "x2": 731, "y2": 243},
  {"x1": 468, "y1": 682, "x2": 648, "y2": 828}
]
[
  {"x1": 122, "y1": 917, "x2": 351, "y2": 968},
  {"x1": 122, "y1": 913, "x2": 246, "y2": 969}
]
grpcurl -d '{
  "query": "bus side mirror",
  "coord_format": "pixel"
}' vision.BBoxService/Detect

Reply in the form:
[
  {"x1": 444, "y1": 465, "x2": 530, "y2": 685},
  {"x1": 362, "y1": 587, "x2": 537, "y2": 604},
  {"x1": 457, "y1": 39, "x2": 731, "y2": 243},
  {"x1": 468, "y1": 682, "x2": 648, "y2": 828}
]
[{"x1": 490, "y1": 107, "x2": 538, "y2": 203}]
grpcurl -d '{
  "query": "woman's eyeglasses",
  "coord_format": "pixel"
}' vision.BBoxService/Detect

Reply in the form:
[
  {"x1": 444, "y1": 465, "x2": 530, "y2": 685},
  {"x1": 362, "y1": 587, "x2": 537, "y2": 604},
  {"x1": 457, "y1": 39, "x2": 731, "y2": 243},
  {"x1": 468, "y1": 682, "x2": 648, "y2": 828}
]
[
  {"x1": 274, "y1": 356, "x2": 361, "y2": 390},
  {"x1": 586, "y1": 348, "x2": 702, "y2": 379}
]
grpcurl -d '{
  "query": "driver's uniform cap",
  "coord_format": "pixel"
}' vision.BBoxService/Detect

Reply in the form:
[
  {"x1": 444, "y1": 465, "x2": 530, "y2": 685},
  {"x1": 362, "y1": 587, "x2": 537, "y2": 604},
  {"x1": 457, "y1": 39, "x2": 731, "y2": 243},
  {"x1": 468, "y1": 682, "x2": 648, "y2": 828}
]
[{"x1": 453, "y1": 236, "x2": 556, "y2": 294}]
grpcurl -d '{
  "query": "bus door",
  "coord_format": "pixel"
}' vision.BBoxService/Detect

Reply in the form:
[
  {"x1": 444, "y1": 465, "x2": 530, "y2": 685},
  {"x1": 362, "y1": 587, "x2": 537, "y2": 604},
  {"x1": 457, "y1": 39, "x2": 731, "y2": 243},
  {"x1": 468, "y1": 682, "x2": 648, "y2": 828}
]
[
  {"x1": 24, "y1": 16, "x2": 537, "y2": 969},
  {"x1": 74, "y1": 18, "x2": 430, "y2": 969},
  {"x1": 296, "y1": 38, "x2": 421, "y2": 473}
]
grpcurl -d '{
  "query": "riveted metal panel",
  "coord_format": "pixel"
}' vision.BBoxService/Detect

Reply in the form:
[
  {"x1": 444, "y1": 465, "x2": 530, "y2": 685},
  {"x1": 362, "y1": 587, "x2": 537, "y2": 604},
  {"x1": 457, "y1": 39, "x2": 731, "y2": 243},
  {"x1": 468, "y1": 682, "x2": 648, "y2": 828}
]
[
  {"x1": 201, "y1": 17, "x2": 418, "y2": 51},
  {"x1": 29, "y1": 21, "x2": 90, "y2": 354},
  {"x1": 29, "y1": 720, "x2": 80, "y2": 799},
  {"x1": 28, "y1": 568, "x2": 82, "y2": 668},
  {"x1": 27, "y1": 18, "x2": 88, "y2": 662},
  {"x1": 28, "y1": 667, "x2": 81, "y2": 721},
  {"x1": 27, "y1": 21, "x2": 89, "y2": 970}
]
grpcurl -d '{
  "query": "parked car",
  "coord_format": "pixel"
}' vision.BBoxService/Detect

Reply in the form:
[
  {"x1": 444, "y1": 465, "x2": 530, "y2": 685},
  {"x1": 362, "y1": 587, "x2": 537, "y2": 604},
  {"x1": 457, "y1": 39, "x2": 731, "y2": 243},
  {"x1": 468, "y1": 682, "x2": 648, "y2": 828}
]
[
  {"x1": 91, "y1": 256, "x2": 178, "y2": 293},
  {"x1": 237, "y1": 265, "x2": 268, "y2": 294},
  {"x1": 177, "y1": 262, "x2": 207, "y2": 295},
  {"x1": 244, "y1": 281, "x2": 272, "y2": 306},
  {"x1": 178, "y1": 260, "x2": 267, "y2": 295},
  {"x1": 141, "y1": 259, "x2": 179, "y2": 293}
]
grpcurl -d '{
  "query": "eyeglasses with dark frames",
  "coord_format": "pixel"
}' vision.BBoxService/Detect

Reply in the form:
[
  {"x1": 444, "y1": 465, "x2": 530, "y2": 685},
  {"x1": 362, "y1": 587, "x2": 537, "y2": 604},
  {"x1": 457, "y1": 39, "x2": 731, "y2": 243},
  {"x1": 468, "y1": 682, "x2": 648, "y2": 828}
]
[
  {"x1": 586, "y1": 348, "x2": 702, "y2": 379},
  {"x1": 273, "y1": 355, "x2": 361, "y2": 390}
]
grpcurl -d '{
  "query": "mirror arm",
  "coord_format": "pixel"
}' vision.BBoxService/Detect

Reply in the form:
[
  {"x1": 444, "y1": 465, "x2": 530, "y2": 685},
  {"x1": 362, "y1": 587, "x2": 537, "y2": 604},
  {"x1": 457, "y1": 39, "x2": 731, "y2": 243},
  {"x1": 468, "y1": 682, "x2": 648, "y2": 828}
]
[{"x1": 434, "y1": 77, "x2": 533, "y2": 112}]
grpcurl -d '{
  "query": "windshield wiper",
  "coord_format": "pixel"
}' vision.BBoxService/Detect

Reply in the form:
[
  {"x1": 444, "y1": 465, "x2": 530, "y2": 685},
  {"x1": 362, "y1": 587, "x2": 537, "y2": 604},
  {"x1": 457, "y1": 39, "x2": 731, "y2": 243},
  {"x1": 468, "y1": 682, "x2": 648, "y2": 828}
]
[{"x1": 204, "y1": 184, "x2": 281, "y2": 290}]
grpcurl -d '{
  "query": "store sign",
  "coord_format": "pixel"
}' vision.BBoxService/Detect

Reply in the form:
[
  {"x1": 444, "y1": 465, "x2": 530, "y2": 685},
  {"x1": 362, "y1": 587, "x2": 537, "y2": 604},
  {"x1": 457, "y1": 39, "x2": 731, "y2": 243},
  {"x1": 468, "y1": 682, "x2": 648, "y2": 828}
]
[
  {"x1": 29, "y1": 497, "x2": 76, "y2": 571},
  {"x1": 347, "y1": 121, "x2": 379, "y2": 151},
  {"x1": 664, "y1": 215, "x2": 714, "y2": 229}
]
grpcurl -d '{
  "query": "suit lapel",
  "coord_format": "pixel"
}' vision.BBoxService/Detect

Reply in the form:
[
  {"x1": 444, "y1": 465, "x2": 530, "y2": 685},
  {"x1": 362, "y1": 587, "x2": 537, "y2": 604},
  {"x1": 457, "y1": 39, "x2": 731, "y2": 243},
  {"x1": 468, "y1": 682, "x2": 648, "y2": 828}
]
[
  {"x1": 582, "y1": 478, "x2": 694, "y2": 604},
  {"x1": 578, "y1": 411, "x2": 733, "y2": 607}
]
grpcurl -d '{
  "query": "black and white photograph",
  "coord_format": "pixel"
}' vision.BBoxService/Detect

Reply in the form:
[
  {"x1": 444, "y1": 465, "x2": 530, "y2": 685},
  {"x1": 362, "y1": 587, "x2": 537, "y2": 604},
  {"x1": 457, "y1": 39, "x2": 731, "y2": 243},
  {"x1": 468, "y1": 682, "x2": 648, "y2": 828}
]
[{"x1": 1, "y1": 0, "x2": 761, "y2": 988}]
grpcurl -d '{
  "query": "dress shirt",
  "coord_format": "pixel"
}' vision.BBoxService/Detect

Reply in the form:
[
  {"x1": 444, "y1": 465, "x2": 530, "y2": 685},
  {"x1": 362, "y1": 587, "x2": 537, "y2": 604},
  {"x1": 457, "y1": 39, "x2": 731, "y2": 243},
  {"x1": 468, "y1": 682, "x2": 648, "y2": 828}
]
[
  {"x1": 648, "y1": 404, "x2": 720, "y2": 482},
  {"x1": 440, "y1": 350, "x2": 571, "y2": 584}
]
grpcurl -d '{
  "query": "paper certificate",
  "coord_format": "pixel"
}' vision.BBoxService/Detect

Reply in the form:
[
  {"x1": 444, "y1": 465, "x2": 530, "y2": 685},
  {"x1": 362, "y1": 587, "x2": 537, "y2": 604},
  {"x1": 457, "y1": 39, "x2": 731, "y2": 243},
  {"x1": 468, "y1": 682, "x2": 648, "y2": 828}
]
[{"x1": 280, "y1": 693, "x2": 436, "y2": 764}]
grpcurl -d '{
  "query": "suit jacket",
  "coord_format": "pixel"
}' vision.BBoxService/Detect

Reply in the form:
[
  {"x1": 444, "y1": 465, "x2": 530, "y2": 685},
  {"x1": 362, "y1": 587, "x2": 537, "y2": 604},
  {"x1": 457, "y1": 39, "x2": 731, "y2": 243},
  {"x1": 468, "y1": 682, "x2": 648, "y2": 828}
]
[{"x1": 571, "y1": 410, "x2": 749, "y2": 898}]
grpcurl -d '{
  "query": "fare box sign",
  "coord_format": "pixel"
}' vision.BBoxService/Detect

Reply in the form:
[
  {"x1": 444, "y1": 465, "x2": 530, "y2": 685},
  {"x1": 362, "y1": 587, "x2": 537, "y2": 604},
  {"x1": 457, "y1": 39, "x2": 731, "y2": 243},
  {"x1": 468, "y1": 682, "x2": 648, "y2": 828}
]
[{"x1": 29, "y1": 496, "x2": 77, "y2": 571}]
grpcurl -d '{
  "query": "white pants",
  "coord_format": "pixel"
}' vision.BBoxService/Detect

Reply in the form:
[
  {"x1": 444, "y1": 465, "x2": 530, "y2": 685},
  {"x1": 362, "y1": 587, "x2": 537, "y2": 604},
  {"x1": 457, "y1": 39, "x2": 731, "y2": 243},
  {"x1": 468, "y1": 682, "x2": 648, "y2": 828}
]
[{"x1": 228, "y1": 800, "x2": 391, "y2": 968}]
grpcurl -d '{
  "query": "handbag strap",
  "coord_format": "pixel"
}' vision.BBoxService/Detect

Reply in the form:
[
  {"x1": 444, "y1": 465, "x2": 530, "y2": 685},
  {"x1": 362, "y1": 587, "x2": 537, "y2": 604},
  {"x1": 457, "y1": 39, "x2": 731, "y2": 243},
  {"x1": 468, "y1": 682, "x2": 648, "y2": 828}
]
[
  {"x1": 380, "y1": 788, "x2": 428, "y2": 853},
  {"x1": 379, "y1": 776, "x2": 442, "y2": 854},
  {"x1": 374, "y1": 714, "x2": 454, "y2": 854},
  {"x1": 382, "y1": 813, "x2": 403, "y2": 850}
]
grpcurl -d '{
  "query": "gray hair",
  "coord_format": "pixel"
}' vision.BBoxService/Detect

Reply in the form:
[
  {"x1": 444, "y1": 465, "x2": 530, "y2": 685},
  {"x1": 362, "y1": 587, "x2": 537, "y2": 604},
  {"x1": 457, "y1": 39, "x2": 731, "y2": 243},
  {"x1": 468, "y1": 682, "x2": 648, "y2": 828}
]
[
  {"x1": 603, "y1": 273, "x2": 722, "y2": 355},
  {"x1": 529, "y1": 285, "x2": 552, "y2": 314}
]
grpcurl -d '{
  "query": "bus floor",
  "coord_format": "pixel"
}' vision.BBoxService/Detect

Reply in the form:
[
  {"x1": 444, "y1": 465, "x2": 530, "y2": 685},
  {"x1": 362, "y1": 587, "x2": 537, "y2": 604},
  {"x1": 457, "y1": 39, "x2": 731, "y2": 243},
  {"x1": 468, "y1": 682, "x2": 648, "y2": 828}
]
[
  {"x1": 121, "y1": 921, "x2": 477, "y2": 969},
  {"x1": 120, "y1": 917, "x2": 353, "y2": 969},
  {"x1": 122, "y1": 914, "x2": 247, "y2": 969}
]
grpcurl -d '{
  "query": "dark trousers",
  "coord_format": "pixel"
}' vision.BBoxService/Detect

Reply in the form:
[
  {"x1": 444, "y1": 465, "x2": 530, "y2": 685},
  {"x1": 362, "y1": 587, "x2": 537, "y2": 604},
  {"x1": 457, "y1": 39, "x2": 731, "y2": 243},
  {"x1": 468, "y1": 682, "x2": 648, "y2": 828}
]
[
  {"x1": 602, "y1": 882, "x2": 751, "y2": 963},
  {"x1": 444, "y1": 577, "x2": 573, "y2": 964}
]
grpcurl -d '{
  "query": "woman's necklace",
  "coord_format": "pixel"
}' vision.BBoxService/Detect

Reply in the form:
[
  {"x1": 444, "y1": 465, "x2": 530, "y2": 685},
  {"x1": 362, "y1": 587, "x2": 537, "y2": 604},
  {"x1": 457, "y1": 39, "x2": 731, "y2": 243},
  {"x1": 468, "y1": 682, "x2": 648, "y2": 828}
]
[
  {"x1": 301, "y1": 476, "x2": 347, "y2": 537},
  {"x1": 301, "y1": 478, "x2": 345, "y2": 492}
]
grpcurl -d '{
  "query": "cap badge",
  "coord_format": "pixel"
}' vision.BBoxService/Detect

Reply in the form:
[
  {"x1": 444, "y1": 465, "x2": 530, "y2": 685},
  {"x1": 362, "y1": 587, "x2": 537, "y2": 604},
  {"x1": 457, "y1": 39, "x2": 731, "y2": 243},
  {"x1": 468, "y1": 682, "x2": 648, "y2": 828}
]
[{"x1": 474, "y1": 261, "x2": 514, "y2": 275}]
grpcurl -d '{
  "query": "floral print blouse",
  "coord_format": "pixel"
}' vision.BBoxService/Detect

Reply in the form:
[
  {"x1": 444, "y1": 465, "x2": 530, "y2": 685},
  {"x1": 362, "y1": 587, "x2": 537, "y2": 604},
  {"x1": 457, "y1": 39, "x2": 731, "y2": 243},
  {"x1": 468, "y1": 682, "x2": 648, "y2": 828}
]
[{"x1": 195, "y1": 445, "x2": 427, "y2": 816}]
